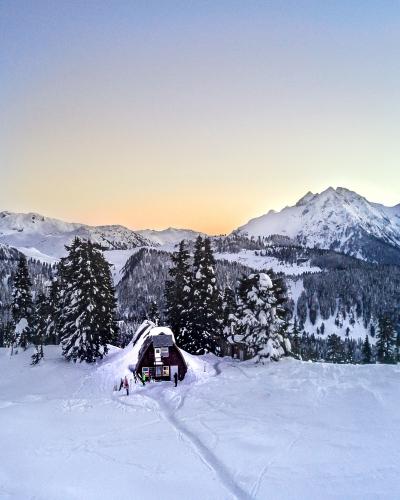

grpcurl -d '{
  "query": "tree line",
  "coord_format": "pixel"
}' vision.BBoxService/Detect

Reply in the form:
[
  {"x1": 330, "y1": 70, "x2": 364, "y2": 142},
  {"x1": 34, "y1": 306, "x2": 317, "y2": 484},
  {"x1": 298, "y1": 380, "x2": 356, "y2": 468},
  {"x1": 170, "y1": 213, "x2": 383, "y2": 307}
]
[{"x1": 3, "y1": 238, "x2": 118, "y2": 364}]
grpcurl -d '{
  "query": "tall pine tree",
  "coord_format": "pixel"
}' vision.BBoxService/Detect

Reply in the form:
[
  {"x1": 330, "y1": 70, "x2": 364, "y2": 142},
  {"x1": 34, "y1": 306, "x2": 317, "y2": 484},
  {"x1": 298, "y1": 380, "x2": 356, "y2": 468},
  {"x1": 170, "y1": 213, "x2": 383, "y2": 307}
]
[
  {"x1": 31, "y1": 293, "x2": 50, "y2": 364},
  {"x1": 11, "y1": 255, "x2": 33, "y2": 352},
  {"x1": 59, "y1": 238, "x2": 118, "y2": 363},
  {"x1": 185, "y1": 237, "x2": 222, "y2": 355},
  {"x1": 376, "y1": 316, "x2": 396, "y2": 364},
  {"x1": 361, "y1": 335, "x2": 372, "y2": 364},
  {"x1": 165, "y1": 240, "x2": 191, "y2": 348}
]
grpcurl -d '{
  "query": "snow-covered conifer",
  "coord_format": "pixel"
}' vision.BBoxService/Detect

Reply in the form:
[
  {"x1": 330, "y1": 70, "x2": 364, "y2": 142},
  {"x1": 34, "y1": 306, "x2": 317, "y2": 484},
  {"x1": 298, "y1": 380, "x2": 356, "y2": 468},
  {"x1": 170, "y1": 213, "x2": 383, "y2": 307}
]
[
  {"x1": 361, "y1": 335, "x2": 372, "y2": 364},
  {"x1": 185, "y1": 237, "x2": 222, "y2": 354},
  {"x1": 326, "y1": 334, "x2": 344, "y2": 363},
  {"x1": 165, "y1": 240, "x2": 191, "y2": 348},
  {"x1": 235, "y1": 272, "x2": 288, "y2": 361},
  {"x1": 31, "y1": 293, "x2": 50, "y2": 364},
  {"x1": 376, "y1": 316, "x2": 396, "y2": 364},
  {"x1": 148, "y1": 300, "x2": 160, "y2": 326},
  {"x1": 11, "y1": 255, "x2": 33, "y2": 352},
  {"x1": 59, "y1": 238, "x2": 118, "y2": 363}
]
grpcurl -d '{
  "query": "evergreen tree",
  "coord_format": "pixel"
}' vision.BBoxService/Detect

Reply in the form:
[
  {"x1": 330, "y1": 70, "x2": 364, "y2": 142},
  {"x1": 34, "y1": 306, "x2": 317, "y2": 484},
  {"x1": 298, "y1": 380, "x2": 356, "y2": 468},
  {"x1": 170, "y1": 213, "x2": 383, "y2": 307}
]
[
  {"x1": 221, "y1": 286, "x2": 237, "y2": 343},
  {"x1": 361, "y1": 335, "x2": 372, "y2": 364},
  {"x1": 31, "y1": 293, "x2": 50, "y2": 365},
  {"x1": 59, "y1": 238, "x2": 118, "y2": 363},
  {"x1": 376, "y1": 316, "x2": 396, "y2": 364},
  {"x1": 165, "y1": 240, "x2": 191, "y2": 347},
  {"x1": 326, "y1": 334, "x2": 344, "y2": 363},
  {"x1": 46, "y1": 278, "x2": 61, "y2": 344},
  {"x1": 11, "y1": 255, "x2": 33, "y2": 351},
  {"x1": 148, "y1": 300, "x2": 160, "y2": 326},
  {"x1": 235, "y1": 272, "x2": 288, "y2": 361},
  {"x1": 290, "y1": 317, "x2": 302, "y2": 359},
  {"x1": 396, "y1": 330, "x2": 400, "y2": 363},
  {"x1": 185, "y1": 237, "x2": 223, "y2": 354}
]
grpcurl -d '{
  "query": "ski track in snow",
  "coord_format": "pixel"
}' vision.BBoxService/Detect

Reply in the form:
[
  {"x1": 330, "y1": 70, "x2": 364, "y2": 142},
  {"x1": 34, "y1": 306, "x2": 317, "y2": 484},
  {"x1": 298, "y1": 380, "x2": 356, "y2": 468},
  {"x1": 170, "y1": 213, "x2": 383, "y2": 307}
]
[
  {"x1": 115, "y1": 363, "x2": 252, "y2": 500},
  {"x1": 1, "y1": 348, "x2": 400, "y2": 499}
]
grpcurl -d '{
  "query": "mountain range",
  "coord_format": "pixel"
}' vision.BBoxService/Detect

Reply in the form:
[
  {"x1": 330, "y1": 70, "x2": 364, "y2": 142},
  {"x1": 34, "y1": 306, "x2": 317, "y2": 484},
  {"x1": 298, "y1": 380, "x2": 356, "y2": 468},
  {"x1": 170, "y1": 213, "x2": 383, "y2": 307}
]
[
  {"x1": 1, "y1": 187, "x2": 400, "y2": 264},
  {"x1": 236, "y1": 187, "x2": 400, "y2": 264}
]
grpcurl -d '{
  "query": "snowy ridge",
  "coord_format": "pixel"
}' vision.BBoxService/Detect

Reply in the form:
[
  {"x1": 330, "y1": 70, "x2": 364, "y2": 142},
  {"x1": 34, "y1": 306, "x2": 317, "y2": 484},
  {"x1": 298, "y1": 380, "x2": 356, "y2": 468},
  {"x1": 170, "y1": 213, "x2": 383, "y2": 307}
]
[
  {"x1": 235, "y1": 187, "x2": 400, "y2": 262},
  {"x1": 0, "y1": 211, "x2": 152, "y2": 258},
  {"x1": 137, "y1": 227, "x2": 206, "y2": 246}
]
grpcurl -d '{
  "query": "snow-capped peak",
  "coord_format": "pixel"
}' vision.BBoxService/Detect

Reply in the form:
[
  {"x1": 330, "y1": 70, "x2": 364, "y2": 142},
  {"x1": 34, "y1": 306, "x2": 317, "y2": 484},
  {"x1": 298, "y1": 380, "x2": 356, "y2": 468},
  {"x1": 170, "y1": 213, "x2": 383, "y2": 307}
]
[
  {"x1": 235, "y1": 187, "x2": 400, "y2": 262},
  {"x1": 0, "y1": 211, "x2": 152, "y2": 258}
]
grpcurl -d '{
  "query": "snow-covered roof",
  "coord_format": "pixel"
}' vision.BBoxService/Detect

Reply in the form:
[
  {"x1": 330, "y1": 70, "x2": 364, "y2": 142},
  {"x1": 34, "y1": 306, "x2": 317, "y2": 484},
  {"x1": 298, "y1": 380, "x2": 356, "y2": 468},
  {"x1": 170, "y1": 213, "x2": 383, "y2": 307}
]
[{"x1": 149, "y1": 326, "x2": 175, "y2": 342}]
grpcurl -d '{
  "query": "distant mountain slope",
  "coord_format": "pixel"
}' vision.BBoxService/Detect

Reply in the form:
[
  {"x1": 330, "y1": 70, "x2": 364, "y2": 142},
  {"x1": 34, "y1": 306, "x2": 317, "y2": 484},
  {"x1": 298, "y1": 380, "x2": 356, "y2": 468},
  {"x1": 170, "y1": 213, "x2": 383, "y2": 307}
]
[
  {"x1": 235, "y1": 187, "x2": 400, "y2": 264},
  {"x1": 136, "y1": 227, "x2": 205, "y2": 246},
  {"x1": 0, "y1": 211, "x2": 152, "y2": 258}
]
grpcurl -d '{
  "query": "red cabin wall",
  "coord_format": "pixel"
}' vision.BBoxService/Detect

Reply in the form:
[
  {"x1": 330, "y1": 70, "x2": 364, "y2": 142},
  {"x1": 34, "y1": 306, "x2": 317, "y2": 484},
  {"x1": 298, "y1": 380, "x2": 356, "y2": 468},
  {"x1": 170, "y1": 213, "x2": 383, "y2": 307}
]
[{"x1": 137, "y1": 344, "x2": 187, "y2": 381}]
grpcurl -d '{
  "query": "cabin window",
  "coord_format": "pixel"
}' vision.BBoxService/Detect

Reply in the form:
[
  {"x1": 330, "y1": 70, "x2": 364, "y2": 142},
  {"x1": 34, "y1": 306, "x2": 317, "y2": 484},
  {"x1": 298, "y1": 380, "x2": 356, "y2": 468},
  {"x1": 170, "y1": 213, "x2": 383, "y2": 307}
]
[
  {"x1": 142, "y1": 367, "x2": 150, "y2": 377},
  {"x1": 163, "y1": 366, "x2": 169, "y2": 376},
  {"x1": 155, "y1": 366, "x2": 162, "y2": 377},
  {"x1": 155, "y1": 348, "x2": 161, "y2": 355},
  {"x1": 161, "y1": 347, "x2": 169, "y2": 357}
]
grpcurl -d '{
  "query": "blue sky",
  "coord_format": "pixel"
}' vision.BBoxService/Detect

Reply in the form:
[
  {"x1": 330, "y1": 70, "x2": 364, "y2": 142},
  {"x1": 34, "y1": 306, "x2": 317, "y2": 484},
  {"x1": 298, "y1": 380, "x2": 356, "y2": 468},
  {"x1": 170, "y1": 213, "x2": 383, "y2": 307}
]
[{"x1": 1, "y1": 1, "x2": 399, "y2": 232}]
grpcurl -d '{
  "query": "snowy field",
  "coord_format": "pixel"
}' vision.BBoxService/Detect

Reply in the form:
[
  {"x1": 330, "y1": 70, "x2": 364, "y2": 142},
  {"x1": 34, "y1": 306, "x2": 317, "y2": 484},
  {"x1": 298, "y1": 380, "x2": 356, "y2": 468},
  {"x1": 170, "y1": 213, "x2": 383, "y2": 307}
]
[{"x1": 0, "y1": 347, "x2": 399, "y2": 500}]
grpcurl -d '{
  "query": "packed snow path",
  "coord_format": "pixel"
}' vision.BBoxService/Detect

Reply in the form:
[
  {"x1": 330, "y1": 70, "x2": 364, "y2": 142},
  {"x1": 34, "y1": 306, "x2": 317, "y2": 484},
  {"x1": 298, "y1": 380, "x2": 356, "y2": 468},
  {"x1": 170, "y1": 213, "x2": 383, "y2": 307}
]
[{"x1": 0, "y1": 348, "x2": 399, "y2": 499}]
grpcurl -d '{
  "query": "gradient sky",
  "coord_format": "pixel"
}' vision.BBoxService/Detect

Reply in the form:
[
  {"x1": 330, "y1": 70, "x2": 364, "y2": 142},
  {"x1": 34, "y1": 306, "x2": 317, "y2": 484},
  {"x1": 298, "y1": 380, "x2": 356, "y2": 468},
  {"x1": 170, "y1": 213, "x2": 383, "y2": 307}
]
[{"x1": 1, "y1": 1, "x2": 399, "y2": 234}]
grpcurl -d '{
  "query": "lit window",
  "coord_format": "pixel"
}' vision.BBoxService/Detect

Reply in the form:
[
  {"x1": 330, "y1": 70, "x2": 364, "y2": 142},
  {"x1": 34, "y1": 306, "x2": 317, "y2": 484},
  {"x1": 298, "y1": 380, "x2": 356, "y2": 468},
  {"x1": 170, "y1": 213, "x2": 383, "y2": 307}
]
[
  {"x1": 163, "y1": 366, "x2": 170, "y2": 376},
  {"x1": 142, "y1": 367, "x2": 149, "y2": 376},
  {"x1": 155, "y1": 348, "x2": 161, "y2": 355}
]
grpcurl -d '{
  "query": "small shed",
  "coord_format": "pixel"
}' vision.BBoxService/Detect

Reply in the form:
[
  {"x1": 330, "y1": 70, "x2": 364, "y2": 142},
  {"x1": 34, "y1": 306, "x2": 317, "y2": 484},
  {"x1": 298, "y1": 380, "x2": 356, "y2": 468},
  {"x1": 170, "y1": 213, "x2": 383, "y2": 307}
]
[{"x1": 134, "y1": 326, "x2": 187, "y2": 382}]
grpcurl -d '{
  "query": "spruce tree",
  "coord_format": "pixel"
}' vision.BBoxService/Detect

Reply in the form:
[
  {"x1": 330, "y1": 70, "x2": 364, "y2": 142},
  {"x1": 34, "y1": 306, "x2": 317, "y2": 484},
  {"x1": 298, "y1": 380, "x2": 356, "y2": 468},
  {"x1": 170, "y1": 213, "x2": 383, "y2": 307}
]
[
  {"x1": 376, "y1": 316, "x2": 396, "y2": 364},
  {"x1": 11, "y1": 255, "x2": 33, "y2": 351},
  {"x1": 148, "y1": 300, "x2": 160, "y2": 326},
  {"x1": 221, "y1": 286, "x2": 237, "y2": 343},
  {"x1": 59, "y1": 238, "x2": 118, "y2": 363},
  {"x1": 290, "y1": 317, "x2": 302, "y2": 359},
  {"x1": 235, "y1": 272, "x2": 287, "y2": 361},
  {"x1": 326, "y1": 334, "x2": 344, "y2": 363},
  {"x1": 46, "y1": 278, "x2": 61, "y2": 345},
  {"x1": 31, "y1": 293, "x2": 50, "y2": 364},
  {"x1": 361, "y1": 335, "x2": 372, "y2": 364},
  {"x1": 165, "y1": 240, "x2": 191, "y2": 347},
  {"x1": 185, "y1": 237, "x2": 222, "y2": 355}
]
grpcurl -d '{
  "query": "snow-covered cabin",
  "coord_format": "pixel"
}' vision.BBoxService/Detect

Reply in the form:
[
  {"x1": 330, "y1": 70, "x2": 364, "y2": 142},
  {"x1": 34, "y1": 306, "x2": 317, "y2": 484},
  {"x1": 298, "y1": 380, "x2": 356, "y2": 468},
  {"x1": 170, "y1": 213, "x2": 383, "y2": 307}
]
[{"x1": 129, "y1": 321, "x2": 187, "y2": 382}]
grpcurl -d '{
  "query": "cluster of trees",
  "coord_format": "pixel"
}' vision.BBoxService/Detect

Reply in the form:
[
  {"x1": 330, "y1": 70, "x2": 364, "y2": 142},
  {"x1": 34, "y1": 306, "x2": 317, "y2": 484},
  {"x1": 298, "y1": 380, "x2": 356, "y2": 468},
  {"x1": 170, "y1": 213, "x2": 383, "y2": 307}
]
[
  {"x1": 296, "y1": 265, "x2": 400, "y2": 330},
  {"x1": 116, "y1": 247, "x2": 254, "y2": 324},
  {"x1": 4, "y1": 238, "x2": 118, "y2": 364},
  {"x1": 164, "y1": 237, "x2": 290, "y2": 360},
  {"x1": 290, "y1": 317, "x2": 400, "y2": 364}
]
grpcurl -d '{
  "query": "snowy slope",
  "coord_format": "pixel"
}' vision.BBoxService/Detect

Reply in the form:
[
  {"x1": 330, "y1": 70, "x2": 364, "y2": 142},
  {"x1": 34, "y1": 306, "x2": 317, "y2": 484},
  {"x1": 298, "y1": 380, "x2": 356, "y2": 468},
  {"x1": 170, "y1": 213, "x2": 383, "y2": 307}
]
[
  {"x1": 137, "y1": 227, "x2": 206, "y2": 246},
  {"x1": 235, "y1": 187, "x2": 400, "y2": 263},
  {"x1": 0, "y1": 211, "x2": 151, "y2": 258},
  {"x1": 216, "y1": 250, "x2": 322, "y2": 276},
  {"x1": 0, "y1": 347, "x2": 399, "y2": 499}
]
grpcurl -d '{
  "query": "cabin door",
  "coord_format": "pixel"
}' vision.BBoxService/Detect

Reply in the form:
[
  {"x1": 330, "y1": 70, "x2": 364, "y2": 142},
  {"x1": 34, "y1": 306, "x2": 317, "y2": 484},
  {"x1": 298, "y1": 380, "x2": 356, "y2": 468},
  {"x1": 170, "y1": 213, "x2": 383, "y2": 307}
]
[{"x1": 170, "y1": 365, "x2": 178, "y2": 382}]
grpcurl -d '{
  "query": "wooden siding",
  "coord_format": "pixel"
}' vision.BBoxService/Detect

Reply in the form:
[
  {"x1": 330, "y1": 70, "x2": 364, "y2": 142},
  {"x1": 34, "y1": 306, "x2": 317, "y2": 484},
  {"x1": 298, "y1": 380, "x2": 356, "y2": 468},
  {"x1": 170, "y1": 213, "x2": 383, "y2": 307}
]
[{"x1": 137, "y1": 343, "x2": 187, "y2": 381}]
